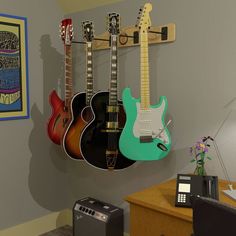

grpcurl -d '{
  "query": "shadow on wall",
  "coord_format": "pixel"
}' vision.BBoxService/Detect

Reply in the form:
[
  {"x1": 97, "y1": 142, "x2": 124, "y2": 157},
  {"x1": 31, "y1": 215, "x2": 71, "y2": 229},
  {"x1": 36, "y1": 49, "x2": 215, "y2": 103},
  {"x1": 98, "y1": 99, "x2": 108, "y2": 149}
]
[
  {"x1": 66, "y1": 146, "x2": 191, "y2": 204},
  {"x1": 28, "y1": 35, "x2": 69, "y2": 211}
]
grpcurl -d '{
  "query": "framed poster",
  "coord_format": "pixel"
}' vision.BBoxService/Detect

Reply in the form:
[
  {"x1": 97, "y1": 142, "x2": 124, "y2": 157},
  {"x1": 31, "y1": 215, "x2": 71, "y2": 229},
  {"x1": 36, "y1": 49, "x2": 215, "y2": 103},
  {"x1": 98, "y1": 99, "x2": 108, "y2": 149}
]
[{"x1": 0, "y1": 13, "x2": 29, "y2": 120}]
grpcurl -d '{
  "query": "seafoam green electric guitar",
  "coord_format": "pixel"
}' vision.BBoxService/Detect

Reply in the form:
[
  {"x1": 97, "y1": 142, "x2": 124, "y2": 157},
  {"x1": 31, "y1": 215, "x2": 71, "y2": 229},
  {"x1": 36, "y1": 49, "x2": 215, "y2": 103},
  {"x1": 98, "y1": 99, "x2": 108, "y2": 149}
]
[{"x1": 119, "y1": 3, "x2": 171, "y2": 161}]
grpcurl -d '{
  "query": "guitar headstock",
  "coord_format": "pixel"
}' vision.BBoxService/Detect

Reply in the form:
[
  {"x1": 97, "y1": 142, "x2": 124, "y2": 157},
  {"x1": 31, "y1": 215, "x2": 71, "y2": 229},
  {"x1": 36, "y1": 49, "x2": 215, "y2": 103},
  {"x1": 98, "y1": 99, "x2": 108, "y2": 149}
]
[
  {"x1": 82, "y1": 21, "x2": 94, "y2": 42},
  {"x1": 60, "y1": 18, "x2": 73, "y2": 45},
  {"x1": 107, "y1": 13, "x2": 120, "y2": 35},
  {"x1": 136, "y1": 3, "x2": 152, "y2": 31}
]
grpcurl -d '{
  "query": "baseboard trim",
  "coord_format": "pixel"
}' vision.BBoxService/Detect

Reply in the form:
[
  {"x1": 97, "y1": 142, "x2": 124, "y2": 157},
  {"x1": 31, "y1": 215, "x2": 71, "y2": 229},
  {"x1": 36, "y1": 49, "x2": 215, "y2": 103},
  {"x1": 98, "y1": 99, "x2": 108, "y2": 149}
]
[
  {"x1": 0, "y1": 209, "x2": 72, "y2": 236},
  {"x1": 0, "y1": 209, "x2": 129, "y2": 236}
]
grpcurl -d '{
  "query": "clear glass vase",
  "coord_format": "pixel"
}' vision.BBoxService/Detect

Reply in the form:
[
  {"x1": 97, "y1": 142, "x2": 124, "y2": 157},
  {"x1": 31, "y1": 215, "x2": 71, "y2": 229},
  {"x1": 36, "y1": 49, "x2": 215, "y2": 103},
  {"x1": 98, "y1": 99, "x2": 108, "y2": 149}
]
[{"x1": 194, "y1": 161, "x2": 206, "y2": 176}]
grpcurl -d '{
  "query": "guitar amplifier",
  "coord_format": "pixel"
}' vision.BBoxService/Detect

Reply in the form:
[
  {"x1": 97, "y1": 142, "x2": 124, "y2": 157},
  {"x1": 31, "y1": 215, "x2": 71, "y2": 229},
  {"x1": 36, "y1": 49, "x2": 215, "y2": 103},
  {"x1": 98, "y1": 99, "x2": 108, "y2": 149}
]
[{"x1": 73, "y1": 197, "x2": 124, "y2": 236}]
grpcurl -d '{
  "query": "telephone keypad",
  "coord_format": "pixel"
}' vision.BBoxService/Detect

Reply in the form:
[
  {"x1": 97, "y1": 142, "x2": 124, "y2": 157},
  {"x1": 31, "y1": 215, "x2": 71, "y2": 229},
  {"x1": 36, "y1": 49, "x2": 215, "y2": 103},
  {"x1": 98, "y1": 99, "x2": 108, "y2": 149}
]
[{"x1": 177, "y1": 193, "x2": 186, "y2": 203}]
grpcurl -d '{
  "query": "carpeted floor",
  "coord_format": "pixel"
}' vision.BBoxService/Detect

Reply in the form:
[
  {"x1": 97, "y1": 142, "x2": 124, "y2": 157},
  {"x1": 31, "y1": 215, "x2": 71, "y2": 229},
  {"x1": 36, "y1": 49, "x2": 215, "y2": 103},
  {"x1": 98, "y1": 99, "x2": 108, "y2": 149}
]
[{"x1": 39, "y1": 225, "x2": 72, "y2": 236}]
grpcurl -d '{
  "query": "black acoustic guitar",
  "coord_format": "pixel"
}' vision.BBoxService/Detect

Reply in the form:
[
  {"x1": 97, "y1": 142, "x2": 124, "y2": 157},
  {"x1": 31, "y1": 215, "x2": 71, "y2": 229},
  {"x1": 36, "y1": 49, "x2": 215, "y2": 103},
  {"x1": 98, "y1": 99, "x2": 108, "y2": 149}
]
[{"x1": 80, "y1": 13, "x2": 135, "y2": 170}]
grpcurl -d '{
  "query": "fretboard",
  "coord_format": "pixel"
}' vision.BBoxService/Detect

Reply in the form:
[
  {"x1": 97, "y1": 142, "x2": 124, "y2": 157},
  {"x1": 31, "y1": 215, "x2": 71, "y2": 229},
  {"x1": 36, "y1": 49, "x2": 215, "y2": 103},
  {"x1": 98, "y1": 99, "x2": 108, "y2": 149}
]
[
  {"x1": 86, "y1": 42, "x2": 93, "y2": 105},
  {"x1": 140, "y1": 30, "x2": 150, "y2": 110},
  {"x1": 64, "y1": 45, "x2": 73, "y2": 108},
  {"x1": 109, "y1": 35, "x2": 118, "y2": 106}
]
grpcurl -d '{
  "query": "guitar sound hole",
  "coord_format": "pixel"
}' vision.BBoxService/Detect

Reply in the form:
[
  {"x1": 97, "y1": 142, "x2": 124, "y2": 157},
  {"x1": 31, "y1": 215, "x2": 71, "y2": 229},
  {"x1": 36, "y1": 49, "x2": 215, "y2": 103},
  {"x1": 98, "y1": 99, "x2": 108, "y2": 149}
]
[
  {"x1": 81, "y1": 107, "x2": 93, "y2": 123},
  {"x1": 63, "y1": 118, "x2": 69, "y2": 127},
  {"x1": 53, "y1": 114, "x2": 61, "y2": 130}
]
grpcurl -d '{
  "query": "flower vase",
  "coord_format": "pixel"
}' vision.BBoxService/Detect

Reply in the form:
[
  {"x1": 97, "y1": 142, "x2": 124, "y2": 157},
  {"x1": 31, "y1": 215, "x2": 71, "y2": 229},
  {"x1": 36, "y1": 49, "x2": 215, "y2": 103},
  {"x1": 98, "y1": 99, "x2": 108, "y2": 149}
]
[{"x1": 194, "y1": 160, "x2": 206, "y2": 176}]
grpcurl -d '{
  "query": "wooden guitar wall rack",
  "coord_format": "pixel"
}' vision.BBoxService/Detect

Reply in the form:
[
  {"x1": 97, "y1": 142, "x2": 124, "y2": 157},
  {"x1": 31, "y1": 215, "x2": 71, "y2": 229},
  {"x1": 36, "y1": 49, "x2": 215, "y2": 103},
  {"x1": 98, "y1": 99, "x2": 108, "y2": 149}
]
[{"x1": 92, "y1": 23, "x2": 175, "y2": 51}]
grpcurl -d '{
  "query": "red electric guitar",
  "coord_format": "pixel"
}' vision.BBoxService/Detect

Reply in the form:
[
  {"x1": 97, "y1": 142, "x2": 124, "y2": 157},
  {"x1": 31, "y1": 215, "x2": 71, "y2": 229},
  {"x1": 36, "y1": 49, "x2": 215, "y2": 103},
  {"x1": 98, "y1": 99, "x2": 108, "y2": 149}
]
[{"x1": 47, "y1": 19, "x2": 73, "y2": 145}]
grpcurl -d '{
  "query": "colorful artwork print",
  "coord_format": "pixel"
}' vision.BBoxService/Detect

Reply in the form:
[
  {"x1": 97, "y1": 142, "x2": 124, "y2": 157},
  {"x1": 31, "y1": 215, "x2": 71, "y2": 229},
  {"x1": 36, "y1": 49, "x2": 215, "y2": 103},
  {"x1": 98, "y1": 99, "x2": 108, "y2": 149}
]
[
  {"x1": 0, "y1": 14, "x2": 29, "y2": 120},
  {"x1": 0, "y1": 30, "x2": 21, "y2": 109}
]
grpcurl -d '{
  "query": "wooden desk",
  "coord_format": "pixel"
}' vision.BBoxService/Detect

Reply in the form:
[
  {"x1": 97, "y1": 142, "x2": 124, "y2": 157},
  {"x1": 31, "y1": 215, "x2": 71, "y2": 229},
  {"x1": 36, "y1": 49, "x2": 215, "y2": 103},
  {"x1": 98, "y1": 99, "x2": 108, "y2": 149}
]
[{"x1": 125, "y1": 179, "x2": 236, "y2": 236}]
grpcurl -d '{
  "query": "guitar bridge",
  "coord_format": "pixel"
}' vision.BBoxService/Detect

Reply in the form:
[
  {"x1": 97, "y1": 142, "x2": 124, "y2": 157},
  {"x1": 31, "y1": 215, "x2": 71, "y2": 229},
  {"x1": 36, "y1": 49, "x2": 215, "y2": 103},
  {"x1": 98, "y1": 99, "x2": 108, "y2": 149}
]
[
  {"x1": 106, "y1": 105, "x2": 119, "y2": 113},
  {"x1": 101, "y1": 129, "x2": 121, "y2": 133},
  {"x1": 140, "y1": 135, "x2": 153, "y2": 143}
]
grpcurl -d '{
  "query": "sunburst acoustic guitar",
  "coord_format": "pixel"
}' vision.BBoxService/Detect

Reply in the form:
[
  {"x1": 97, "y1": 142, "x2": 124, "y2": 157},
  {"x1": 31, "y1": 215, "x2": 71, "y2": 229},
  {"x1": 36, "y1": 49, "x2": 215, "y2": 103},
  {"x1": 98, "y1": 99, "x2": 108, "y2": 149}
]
[
  {"x1": 63, "y1": 21, "x2": 94, "y2": 160},
  {"x1": 47, "y1": 18, "x2": 73, "y2": 145}
]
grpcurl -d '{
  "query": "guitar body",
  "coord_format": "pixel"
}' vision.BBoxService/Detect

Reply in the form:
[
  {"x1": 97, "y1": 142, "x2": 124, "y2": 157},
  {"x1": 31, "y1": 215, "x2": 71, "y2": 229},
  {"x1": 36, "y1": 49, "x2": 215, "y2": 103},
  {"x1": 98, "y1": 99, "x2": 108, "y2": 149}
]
[
  {"x1": 80, "y1": 91, "x2": 135, "y2": 170},
  {"x1": 119, "y1": 88, "x2": 171, "y2": 161},
  {"x1": 47, "y1": 90, "x2": 70, "y2": 145},
  {"x1": 63, "y1": 92, "x2": 93, "y2": 160}
]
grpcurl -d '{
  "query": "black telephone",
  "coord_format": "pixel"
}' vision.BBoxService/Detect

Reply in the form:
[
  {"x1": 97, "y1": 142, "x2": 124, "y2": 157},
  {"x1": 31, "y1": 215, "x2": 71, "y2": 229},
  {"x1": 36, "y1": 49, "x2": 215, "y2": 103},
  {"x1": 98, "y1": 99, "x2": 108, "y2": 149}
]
[{"x1": 175, "y1": 174, "x2": 219, "y2": 208}]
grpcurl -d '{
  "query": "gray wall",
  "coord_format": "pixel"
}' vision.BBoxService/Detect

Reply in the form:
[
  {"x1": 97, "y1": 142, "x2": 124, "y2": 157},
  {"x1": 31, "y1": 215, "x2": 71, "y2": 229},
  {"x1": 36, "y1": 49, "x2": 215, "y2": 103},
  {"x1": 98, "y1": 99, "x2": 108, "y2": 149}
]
[
  {"x1": 66, "y1": 0, "x2": 236, "y2": 232},
  {"x1": 0, "y1": 0, "x2": 69, "y2": 230}
]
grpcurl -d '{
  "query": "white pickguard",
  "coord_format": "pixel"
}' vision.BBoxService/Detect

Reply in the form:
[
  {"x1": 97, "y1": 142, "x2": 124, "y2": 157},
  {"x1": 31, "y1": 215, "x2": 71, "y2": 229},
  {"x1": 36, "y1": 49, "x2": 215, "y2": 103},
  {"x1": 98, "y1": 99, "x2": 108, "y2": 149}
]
[{"x1": 133, "y1": 101, "x2": 169, "y2": 144}]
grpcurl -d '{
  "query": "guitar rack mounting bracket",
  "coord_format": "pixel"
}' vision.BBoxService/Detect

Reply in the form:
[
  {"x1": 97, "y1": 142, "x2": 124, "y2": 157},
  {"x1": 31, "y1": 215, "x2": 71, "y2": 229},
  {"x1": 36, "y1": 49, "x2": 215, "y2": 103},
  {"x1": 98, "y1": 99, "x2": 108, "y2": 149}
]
[
  {"x1": 93, "y1": 23, "x2": 175, "y2": 51},
  {"x1": 72, "y1": 41, "x2": 87, "y2": 44}
]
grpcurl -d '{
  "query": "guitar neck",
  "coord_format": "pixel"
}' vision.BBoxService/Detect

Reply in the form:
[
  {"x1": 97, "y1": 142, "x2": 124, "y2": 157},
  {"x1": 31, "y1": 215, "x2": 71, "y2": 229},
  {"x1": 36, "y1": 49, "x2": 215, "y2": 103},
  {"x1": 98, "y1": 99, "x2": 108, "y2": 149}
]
[
  {"x1": 64, "y1": 44, "x2": 73, "y2": 108},
  {"x1": 86, "y1": 42, "x2": 93, "y2": 105},
  {"x1": 109, "y1": 35, "x2": 118, "y2": 106},
  {"x1": 140, "y1": 30, "x2": 150, "y2": 109}
]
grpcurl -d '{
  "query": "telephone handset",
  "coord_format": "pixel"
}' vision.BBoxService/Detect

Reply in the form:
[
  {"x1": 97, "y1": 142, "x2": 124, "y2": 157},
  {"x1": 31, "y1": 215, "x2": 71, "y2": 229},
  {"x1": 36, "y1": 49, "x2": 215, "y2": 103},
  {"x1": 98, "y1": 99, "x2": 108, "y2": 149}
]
[{"x1": 175, "y1": 174, "x2": 219, "y2": 207}]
